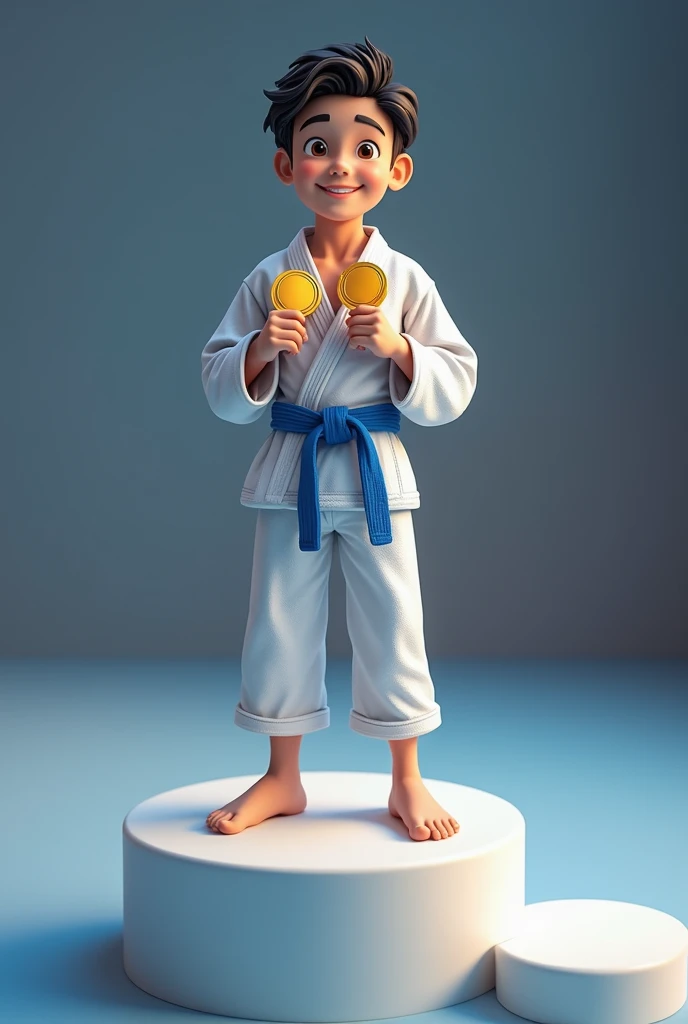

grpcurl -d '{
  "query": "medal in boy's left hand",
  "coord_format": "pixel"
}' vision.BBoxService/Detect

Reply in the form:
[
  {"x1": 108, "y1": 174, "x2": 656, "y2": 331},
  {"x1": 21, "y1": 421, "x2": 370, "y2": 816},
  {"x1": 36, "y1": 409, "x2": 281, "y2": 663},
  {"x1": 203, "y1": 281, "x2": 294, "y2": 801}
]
[{"x1": 346, "y1": 304, "x2": 406, "y2": 358}]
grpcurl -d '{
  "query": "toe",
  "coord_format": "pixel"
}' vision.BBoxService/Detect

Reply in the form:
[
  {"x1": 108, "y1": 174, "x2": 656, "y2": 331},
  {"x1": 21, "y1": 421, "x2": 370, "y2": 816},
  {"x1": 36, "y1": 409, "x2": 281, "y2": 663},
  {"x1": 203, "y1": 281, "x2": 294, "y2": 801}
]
[
  {"x1": 429, "y1": 821, "x2": 442, "y2": 840},
  {"x1": 217, "y1": 814, "x2": 238, "y2": 834},
  {"x1": 410, "y1": 822, "x2": 431, "y2": 841},
  {"x1": 436, "y1": 820, "x2": 449, "y2": 839},
  {"x1": 449, "y1": 817, "x2": 460, "y2": 833}
]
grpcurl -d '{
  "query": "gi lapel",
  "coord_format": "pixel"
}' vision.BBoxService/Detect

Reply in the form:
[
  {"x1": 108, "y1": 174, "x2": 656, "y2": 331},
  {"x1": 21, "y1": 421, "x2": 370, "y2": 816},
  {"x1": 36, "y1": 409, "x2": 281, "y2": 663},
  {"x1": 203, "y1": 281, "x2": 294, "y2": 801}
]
[
  {"x1": 289, "y1": 225, "x2": 389, "y2": 411},
  {"x1": 264, "y1": 224, "x2": 390, "y2": 504}
]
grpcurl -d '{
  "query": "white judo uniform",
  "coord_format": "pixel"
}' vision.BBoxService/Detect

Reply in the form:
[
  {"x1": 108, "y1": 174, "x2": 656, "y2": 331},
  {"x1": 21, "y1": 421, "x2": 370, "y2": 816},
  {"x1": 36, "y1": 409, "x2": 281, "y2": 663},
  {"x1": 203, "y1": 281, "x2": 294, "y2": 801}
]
[{"x1": 201, "y1": 224, "x2": 478, "y2": 739}]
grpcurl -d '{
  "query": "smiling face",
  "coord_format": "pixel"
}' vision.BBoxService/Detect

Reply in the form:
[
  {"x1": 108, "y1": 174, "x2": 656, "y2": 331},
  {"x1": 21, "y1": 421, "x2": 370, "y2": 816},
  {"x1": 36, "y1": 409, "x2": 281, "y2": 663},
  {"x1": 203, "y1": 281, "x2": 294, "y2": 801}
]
[{"x1": 273, "y1": 94, "x2": 413, "y2": 221}]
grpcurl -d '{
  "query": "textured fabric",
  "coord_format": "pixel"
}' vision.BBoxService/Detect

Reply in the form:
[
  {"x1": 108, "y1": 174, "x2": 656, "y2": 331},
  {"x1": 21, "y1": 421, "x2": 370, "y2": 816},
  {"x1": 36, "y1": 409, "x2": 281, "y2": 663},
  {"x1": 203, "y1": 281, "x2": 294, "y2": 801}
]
[
  {"x1": 270, "y1": 401, "x2": 401, "y2": 551},
  {"x1": 235, "y1": 508, "x2": 442, "y2": 740},
  {"x1": 201, "y1": 225, "x2": 478, "y2": 511}
]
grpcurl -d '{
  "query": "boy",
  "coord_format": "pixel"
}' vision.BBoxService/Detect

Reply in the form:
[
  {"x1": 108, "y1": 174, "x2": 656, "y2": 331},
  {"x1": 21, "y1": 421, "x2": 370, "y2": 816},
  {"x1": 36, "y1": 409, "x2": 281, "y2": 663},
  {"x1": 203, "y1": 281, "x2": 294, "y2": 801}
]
[{"x1": 202, "y1": 38, "x2": 477, "y2": 841}]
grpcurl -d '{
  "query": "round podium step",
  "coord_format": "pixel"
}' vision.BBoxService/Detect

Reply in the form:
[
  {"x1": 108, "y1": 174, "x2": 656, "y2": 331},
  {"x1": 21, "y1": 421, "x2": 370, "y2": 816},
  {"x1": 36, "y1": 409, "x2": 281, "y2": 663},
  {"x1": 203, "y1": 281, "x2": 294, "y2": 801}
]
[
  {"x1": 122, "y1": 771, "x2": 525, "y2": 1021},
  {"x1": 495, "y1": 899, "x2": 688, "y2": 1024}
]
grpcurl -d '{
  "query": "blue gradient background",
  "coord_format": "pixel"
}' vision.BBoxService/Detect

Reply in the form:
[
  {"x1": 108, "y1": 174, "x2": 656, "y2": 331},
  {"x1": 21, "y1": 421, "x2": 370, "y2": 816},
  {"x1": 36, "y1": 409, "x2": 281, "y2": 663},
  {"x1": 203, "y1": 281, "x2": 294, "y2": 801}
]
[
  {"x1": 1, "y1": 0, "x2": 686, "y2": 1021},
  {"x1": 1, "y1": 0, "x2": 686, "y2": 658}
]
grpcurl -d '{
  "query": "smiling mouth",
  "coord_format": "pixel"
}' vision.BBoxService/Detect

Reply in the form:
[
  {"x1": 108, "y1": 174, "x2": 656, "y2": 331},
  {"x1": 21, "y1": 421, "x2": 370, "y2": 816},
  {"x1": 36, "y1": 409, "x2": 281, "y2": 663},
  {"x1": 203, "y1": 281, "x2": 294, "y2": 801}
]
[{"x1": 316, "y1": 184, "x2": 363, "y2": 195}]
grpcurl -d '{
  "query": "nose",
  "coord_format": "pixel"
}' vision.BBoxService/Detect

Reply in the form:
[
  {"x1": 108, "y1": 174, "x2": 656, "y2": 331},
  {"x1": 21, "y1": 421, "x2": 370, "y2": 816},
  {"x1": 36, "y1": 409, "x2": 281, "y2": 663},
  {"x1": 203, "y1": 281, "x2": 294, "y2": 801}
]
[{"x1": 327, "y1": 154, "x2": 351, "y2": 175}]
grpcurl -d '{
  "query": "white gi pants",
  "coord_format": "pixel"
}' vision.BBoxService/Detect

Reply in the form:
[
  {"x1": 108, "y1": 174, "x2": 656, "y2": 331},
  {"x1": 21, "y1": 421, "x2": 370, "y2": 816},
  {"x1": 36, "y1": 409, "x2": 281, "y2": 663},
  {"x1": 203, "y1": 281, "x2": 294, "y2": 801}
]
[{"x1": 235, "y1": 508, "x2": 442, "y2": 740}]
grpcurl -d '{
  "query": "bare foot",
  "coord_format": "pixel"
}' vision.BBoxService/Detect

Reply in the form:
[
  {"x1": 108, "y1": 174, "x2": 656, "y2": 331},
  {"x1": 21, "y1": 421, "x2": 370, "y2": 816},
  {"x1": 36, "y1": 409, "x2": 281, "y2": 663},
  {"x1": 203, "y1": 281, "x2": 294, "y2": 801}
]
[
  {"x1": 388, "y1": 776, "x2": 460, "y2": 842},
  {"x1": 206, "y1": 772, "x2": 307, "y2": 835}
]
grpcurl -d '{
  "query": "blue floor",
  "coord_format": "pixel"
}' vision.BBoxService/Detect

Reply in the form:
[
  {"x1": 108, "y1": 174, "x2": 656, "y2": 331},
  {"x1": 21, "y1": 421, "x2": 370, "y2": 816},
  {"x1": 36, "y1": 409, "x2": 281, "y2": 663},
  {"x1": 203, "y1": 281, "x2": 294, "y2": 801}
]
[{"x1": 2, "y1": 659, "x2": 687, "y2": 1022}]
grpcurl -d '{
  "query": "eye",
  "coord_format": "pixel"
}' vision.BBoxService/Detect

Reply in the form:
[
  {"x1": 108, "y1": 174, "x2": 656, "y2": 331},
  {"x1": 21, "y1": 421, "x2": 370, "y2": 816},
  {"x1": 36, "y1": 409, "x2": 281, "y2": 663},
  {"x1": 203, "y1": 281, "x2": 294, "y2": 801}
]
[
  {"x1": 356, "y1": 140, "x2": 380, "y2": 160},
  {"x1": 303, "y1": 137, "x2": 328, "y2": 157}
]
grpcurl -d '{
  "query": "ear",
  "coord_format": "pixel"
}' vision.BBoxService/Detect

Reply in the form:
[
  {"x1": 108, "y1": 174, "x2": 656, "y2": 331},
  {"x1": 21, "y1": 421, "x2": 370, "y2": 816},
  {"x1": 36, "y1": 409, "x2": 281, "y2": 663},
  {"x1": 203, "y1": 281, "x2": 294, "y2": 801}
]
[
  {"x1": 387, "y1": 153, "x2": 413, "y2": 192},
  {"x1": 273, "y1": 148, "x2": 294, "y2": 185}
]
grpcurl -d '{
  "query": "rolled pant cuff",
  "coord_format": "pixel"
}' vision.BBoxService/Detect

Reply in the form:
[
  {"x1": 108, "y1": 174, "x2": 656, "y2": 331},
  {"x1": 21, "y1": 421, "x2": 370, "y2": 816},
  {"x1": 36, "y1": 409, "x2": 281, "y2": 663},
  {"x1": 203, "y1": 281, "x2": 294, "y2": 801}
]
[
  {"x1": 234, "y1": 703, "x2": 330, "y2": 736},
  {"x1": 349, "y1": 705, "x2": 442, "y2": 740}
]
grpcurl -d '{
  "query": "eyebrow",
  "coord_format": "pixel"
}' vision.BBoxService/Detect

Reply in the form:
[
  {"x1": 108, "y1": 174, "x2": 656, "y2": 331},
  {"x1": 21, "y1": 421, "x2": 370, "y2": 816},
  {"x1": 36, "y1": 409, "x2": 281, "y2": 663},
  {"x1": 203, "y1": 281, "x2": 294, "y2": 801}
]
[{"x1": 298, "y1": 112, "x2": 386, "y2": 136}]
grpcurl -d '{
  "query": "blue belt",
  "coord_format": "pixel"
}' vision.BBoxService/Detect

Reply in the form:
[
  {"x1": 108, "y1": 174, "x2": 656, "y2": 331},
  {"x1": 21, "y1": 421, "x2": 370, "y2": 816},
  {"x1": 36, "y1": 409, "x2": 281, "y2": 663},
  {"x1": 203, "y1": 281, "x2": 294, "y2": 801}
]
[{"x1": 270, "y1": 401, "x2": 401, "y2": 552}]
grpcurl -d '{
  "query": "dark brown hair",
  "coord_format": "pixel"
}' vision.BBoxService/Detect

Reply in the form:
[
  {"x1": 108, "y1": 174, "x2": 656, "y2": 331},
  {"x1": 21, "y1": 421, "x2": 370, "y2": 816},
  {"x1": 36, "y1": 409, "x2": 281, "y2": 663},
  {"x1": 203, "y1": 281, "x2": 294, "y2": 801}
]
[{"x1": 263, "y1": 37, "x2": 419, "y2": 168}]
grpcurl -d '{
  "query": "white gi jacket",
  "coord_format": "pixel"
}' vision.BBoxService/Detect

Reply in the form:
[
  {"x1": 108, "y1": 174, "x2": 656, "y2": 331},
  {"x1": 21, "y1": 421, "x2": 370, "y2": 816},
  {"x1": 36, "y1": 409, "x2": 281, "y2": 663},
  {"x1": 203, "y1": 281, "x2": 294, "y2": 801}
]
[{"x1": 201, "y1": 225, "x2": 478, "y2": 511}]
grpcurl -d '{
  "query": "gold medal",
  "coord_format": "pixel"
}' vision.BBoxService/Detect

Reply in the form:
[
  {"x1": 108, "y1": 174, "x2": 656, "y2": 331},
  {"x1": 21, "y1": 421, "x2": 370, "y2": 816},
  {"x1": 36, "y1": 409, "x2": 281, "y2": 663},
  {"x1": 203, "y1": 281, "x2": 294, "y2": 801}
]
[
  {"x1": 337, "y1": 262, "x2": 387, "y2": 309},
  {"x1": 270, "y1": 270, "x2": 322, "y2": 316}
]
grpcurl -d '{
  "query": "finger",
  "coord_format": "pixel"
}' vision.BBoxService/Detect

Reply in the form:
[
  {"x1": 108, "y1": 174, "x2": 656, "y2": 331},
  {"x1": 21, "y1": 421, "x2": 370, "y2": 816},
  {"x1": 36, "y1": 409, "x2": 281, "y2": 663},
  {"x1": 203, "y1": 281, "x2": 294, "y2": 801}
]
[
  {"x1": 279, "y1": 308, "x2": 307, "y2": 326},
  {"x1": 348, "y1": 304, "x2": 378, "y2": 315},
  {"x1": 276, "y1": 329, "x2": 306, "y2": 347},
  {"x1": 346, "y1": 313, "x2": 378, "y2": 327},
  {"x1": 277, "y1": 318, "x2": 307, "y2": 341},
  {"x1": 282, "y1": 341, "x2": 300, "y2": 357}
]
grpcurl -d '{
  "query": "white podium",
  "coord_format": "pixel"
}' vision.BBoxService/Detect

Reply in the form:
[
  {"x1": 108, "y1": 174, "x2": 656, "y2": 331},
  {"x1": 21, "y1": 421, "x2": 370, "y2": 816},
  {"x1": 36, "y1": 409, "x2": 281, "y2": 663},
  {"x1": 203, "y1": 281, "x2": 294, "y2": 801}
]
[
  {"x1": 122, "y1": 771, "x2": 526, "y2": 1021},
  {"x1": 123, "y1": 771, "x2": 687, "y2": 1022}
]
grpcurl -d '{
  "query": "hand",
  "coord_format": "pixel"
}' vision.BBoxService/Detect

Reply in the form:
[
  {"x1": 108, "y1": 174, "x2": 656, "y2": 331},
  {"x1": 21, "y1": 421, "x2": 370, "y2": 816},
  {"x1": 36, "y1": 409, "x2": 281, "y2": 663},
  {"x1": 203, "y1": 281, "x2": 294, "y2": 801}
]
[
  {"x1": 345, "y1": 304, "x2": 405, "y2": 359},
  {"x1": 253, "y1": 309, "x2": 308, "y2": 362}
]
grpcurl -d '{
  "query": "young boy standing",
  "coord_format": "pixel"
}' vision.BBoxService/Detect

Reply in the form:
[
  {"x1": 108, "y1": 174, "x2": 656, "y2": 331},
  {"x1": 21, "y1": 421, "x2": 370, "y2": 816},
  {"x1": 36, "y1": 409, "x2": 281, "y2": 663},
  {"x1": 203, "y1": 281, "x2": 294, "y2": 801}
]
[{"x1": 202, "y1": 39, "x2": 477, "y2": 841}]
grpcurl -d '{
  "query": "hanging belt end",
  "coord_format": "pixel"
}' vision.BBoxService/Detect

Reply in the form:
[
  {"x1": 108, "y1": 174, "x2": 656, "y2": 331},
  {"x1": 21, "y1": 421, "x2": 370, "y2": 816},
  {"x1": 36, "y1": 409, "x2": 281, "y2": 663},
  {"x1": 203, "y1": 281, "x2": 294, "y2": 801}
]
[{"x1": 369, "y1": 532, "x2": 393, "y2": 546}]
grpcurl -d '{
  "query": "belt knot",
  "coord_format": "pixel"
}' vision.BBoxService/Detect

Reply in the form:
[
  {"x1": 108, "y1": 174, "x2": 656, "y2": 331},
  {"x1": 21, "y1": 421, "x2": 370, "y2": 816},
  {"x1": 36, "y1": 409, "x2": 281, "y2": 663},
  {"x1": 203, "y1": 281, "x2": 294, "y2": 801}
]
[{"x1": 322, "y1": 405, "x2": 353, "y2": 445}]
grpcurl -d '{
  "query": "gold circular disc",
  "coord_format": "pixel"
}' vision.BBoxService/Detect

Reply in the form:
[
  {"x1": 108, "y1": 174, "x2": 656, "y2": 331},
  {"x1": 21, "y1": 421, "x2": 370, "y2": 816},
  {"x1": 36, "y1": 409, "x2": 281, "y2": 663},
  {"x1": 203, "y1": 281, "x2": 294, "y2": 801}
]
[
  {"x1": 270, "y1": 270, "x2": 322, "y2": 316},
  {"x1": 337, "y1": 262, "x2": 388, "y2": 309}
]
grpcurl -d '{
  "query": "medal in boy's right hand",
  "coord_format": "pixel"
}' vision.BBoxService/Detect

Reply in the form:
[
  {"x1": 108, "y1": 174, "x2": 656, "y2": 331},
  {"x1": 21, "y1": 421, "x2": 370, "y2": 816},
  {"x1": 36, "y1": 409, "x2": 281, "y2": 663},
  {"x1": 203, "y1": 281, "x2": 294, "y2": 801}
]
[{"x1": 271, "y1": 270, "x2": 322, "y2": 316}]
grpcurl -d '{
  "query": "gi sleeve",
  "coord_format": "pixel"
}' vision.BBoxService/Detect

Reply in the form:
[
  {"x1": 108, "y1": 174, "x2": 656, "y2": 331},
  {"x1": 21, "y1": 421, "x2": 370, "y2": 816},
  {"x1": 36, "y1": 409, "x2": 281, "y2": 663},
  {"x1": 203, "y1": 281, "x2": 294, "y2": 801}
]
[
  {"x1": 201, "y1": 279, "x2": 278, "y2": 424},
  {"x1": 389, "y1": 281, "x2": 478, "y2": 426}
]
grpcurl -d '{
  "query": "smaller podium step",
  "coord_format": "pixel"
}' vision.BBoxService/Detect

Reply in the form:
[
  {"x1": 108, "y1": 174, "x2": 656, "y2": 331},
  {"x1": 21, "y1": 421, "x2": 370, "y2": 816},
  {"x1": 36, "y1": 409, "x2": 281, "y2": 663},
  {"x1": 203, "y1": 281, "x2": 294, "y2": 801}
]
[{"x1": 495, "y1": 899, "x2": 688, "y2": 1024}]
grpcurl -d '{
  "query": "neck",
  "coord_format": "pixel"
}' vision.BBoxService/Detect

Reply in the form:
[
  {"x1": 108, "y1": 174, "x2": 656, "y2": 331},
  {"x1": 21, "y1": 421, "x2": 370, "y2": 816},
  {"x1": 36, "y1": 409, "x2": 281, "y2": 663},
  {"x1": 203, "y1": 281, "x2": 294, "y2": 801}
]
[{"x1": 306, "y1": 214, "x2": 370, "y2": 262}]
